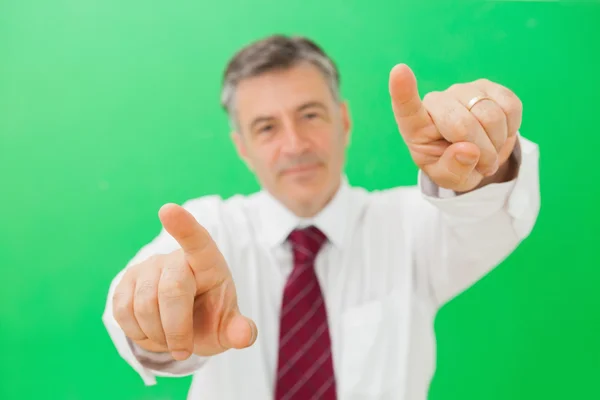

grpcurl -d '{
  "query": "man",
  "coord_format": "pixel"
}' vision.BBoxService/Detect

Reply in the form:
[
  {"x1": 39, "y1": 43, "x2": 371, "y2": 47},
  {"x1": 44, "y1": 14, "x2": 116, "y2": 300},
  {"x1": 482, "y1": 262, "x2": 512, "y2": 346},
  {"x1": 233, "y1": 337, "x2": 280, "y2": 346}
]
[{"x1": 103, "y1": 35, "x2": 540, "y2": 399}]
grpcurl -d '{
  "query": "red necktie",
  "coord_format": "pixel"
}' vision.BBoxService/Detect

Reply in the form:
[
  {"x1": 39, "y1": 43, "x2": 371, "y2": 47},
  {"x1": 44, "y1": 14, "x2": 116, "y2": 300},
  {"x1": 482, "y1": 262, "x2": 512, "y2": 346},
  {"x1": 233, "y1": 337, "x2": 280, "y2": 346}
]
[{"x1": 274, "y1": 226, "x2": 337, "y2": 400}]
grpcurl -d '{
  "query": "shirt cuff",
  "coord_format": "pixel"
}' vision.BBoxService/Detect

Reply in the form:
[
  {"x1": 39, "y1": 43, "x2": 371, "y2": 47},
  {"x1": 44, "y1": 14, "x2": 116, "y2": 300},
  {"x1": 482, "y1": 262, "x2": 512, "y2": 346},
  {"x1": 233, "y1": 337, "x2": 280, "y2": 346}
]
[{"x1": 127, "y1": 338, "x2": 209, "y2": 377}]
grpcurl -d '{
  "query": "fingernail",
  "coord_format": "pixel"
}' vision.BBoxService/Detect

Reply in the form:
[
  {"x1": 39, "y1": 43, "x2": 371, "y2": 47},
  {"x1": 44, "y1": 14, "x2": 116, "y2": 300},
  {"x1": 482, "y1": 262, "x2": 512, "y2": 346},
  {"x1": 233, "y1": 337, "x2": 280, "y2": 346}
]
[
  {"x1": 455, "y1": 153, "x2": 477, "y2": 165},
  {"x1": 485, "y1": 161, "x2": 499, "y2": 176},
  {"x1": 249, "y1": 319, "x2": 257, "y2": 345},
  {"x1": 171, "y1": 351, "x2": 191, "y2": 360}
]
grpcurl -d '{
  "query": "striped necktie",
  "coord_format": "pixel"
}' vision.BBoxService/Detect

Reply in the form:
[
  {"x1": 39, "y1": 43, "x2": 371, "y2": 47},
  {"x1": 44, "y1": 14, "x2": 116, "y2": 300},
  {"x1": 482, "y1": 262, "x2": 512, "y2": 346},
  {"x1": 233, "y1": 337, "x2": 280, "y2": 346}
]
[{"x1": 274, "y1": 226, "x2": 337, "y2": 400}]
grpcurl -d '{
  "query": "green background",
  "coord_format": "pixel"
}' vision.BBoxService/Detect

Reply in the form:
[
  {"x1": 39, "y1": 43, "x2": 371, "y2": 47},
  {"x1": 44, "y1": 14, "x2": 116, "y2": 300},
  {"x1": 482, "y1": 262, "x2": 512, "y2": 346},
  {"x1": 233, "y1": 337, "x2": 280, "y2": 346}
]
[{"x1": 1, "y1": 0, "x2": 599, "y2": 399}]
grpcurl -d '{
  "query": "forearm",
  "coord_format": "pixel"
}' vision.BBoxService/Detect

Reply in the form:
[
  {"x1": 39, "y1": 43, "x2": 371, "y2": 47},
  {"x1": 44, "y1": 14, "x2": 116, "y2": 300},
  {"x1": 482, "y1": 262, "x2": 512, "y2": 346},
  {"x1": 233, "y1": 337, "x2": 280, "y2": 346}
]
[{"x1": 417, "y1": 135, "x2": 540, "y2": 305}]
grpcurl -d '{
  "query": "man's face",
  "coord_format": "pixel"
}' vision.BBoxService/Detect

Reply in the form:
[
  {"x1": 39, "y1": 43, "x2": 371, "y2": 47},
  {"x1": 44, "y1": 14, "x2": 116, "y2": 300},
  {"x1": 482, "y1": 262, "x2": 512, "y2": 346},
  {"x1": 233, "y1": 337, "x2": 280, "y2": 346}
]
[{"x1": 231, "y1": 62, "x2": 351, "y2": 217}]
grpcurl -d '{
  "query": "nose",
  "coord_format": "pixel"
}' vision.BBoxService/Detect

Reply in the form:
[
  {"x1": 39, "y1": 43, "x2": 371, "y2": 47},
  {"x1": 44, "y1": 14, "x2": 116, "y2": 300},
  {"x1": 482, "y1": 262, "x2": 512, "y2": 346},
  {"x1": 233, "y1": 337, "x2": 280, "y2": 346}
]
[{"x1": 280, "y1": 119, "x2": 308, "y2": 154}]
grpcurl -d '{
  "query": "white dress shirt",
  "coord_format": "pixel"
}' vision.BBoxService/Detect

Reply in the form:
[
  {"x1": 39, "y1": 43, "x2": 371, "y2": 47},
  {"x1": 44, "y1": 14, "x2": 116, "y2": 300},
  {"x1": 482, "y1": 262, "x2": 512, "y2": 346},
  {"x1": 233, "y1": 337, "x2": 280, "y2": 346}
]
[{"x1": 103, "y1": 135, "x2": 540, "y2": 400}]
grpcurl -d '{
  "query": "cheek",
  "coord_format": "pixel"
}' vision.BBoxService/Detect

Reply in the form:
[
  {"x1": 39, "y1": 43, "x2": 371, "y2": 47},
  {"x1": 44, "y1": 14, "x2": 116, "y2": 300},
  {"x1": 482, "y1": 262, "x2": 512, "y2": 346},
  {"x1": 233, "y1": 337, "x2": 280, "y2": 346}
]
[
  {"x1": 252, "y1": 143, "x2": 280, "y2": 176},
  {"x1": 321, "y1": 130, "x2": 345, "y2": 157}
]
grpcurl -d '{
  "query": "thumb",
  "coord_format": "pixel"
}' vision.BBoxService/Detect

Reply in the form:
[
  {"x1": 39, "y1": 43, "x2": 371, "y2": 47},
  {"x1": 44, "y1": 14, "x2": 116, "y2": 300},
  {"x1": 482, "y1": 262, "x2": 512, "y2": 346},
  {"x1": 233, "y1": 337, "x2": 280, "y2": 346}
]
[
  {"x1": 424, "y1": 142, "x2": 483, "y2": 191},
  {"x1": 214, "y1": 279, "x2": 257, "y2": 351},
  {"x1": 221, "y1": 310, "x2": 258, "y2": 350},
  {"x1": 389, "y1": 63, "x2": 432, "y2": 138}
]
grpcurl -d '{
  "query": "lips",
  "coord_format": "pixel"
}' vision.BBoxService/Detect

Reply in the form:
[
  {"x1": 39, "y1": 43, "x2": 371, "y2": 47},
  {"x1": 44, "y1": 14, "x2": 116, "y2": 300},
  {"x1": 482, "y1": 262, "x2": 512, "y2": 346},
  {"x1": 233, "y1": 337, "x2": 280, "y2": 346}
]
[{"x1": 283, "y1": 164, "x2": 320, "y2": 175}]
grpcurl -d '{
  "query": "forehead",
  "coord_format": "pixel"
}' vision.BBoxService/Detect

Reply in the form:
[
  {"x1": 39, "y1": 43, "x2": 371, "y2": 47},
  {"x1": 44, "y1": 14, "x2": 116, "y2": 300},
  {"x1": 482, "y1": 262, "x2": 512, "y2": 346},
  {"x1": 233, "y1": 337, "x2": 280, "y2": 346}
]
[{"x1": 234, "y1": 63, "x2": 334, "y2": 123}]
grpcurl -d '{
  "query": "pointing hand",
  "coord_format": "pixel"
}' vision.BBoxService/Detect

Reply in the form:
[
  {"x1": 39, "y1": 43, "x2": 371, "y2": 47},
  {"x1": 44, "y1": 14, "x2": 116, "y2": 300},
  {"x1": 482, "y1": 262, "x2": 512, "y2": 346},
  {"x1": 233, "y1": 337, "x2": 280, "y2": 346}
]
[
  {"x1": 389, "y1": 64, "x2": 521, "y2": 192},
  {"x1": 113, "y1": 204, "x2": 257, "y2": 360}
]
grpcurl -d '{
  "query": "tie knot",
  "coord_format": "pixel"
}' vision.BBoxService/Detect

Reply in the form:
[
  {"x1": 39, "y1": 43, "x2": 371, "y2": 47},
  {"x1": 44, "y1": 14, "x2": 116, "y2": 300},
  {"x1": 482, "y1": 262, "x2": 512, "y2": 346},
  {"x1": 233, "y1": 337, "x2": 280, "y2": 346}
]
[{"x1": 288, "y1": 226, "x2": 327, "y2": 265}]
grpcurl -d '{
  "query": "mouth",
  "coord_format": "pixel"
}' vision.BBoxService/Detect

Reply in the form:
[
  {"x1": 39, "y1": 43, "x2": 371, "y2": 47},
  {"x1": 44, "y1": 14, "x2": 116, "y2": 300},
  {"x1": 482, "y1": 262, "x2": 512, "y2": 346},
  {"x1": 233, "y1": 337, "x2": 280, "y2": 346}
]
[{"x1": 282, "y1": 163, "x2": 321, "y2": 176}]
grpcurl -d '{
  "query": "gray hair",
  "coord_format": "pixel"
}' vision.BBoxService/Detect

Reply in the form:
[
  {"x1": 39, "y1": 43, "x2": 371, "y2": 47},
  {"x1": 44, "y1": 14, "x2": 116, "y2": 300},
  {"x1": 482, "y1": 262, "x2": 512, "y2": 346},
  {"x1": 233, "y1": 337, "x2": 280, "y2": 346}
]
[{"x1": 220, "y1": 35, "x2": 341, "y2": 130}]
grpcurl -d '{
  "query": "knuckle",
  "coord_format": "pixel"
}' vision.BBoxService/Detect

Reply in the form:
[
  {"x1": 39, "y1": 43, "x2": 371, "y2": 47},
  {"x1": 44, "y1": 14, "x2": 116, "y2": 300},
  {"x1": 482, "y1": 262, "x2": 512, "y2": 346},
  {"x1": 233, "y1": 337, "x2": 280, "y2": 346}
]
[
  {"x1": 500, "y1": 85, "x2": 517, "y2": 100},
  {"x1": 198, "y1": 251, "x2": 222, "y2": 273},
  {"x1": 163, "y1": 259, "x2": 185, "y2": 274},
  {"x1": 112, "y1": 293, "x2": 132, "y2": 322},
  {"x1": 136, "y1": 255, "x2": 160, "y2": 272},
  {"x1": 446, "y1": 171, "x2": 464, "y2": 186},
  {"x1": 423, "y1": 91, "x2": 441, "y2": 104},
  {"x1": 134, "y1": 296, "x2": 156, "y2": 317},
  {"x1": 447, "y1": 83, "x2": 464, "y2": 93},
  {"x1": 481, "y1": 107, "x2": 506, "y2": 129},
  {"x1": 451, "y1": 116, "x2": 472, "y2": 142},
  {"x1": 506, "y1": 97, "x2": 523, "y2": 119},
  {"x1": 159, "y1": 280, "x2": 190, "y2": 300},
  {"x1": 497, "y1": 86, "x2": 522, "y2": 120},
  {"x1": 146, "y1": 254, "x2": 164, "y2": 267},
  {"x1": 410, "y1": 147, "x2": 439, "y2": 167},
  {"x1": 433, "y1": 169, "x2": 465, "y2": 190},
  {"x1": 135, "y1": 279, "x2": 157, "y2": 298}
]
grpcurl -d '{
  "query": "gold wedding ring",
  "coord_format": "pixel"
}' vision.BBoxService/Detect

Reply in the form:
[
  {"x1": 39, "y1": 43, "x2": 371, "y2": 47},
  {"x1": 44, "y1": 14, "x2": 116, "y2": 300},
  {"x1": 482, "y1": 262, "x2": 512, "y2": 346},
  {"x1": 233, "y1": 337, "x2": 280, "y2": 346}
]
[{"x1": 467, "y1": 95, "x2": 493, "y2": 111}]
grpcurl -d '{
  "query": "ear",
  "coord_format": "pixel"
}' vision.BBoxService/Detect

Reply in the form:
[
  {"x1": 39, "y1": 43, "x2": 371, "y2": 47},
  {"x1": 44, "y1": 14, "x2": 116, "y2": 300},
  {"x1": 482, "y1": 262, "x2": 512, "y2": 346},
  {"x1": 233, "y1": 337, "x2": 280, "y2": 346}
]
[
  {"x1": 231, "y1": 131, "x2": 254, "y2": 171},
  {"x1": 340, "y1": 101, "x2": 352, "y2": 145}
]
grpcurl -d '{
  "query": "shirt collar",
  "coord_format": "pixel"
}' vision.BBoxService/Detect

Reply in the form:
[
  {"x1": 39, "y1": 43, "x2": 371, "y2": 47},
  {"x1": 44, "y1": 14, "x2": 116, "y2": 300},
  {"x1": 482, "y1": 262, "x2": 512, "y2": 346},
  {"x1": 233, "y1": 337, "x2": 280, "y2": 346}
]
[{"x1": 257, "y1": 176, "x2": 354, "y2": 249}]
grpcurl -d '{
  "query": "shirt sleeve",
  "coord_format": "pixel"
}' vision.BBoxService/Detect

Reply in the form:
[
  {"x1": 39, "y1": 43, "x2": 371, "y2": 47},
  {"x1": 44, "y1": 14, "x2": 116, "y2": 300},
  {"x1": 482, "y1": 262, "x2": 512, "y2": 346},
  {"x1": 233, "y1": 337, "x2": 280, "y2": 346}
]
[
  {"x1": 414, "y1": 133, "x2": 541, "y2": 306},
  {"x1": 101, "y1": 196, "x2": 224, "y2": 385}
]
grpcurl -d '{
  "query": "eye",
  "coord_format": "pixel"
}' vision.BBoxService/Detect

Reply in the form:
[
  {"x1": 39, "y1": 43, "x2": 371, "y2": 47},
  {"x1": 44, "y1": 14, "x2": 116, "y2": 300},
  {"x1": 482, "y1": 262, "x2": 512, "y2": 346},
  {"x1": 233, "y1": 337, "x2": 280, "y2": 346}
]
[
  {"x1": 258, "y1": 124, "x2": 274, "y2": 133},
  {"x1": 303, "y1": 112, "x2": 319, "y2": 120}
]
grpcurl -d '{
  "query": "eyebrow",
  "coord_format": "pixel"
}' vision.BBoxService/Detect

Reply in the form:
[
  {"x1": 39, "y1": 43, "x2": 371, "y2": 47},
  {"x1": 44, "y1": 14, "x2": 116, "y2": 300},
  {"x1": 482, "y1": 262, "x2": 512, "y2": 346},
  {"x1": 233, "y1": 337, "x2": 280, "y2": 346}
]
[
  {"x1": 248, "y1": 101, "x2": 328, "y2": 132},
  {"x1": 296, "y1": 101, "x2": 327, "y2": 113}
]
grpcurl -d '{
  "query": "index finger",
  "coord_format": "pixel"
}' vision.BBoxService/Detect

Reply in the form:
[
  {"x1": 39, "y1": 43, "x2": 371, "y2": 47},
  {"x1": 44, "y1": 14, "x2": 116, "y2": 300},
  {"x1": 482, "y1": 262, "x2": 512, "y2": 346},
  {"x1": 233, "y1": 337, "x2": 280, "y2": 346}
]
[
  {"x1": 159, "y1": 203, "x2": 214, "y2": 269},
  {"x1": 389, "y1": 63, "x2": 434, "y2": 141}
]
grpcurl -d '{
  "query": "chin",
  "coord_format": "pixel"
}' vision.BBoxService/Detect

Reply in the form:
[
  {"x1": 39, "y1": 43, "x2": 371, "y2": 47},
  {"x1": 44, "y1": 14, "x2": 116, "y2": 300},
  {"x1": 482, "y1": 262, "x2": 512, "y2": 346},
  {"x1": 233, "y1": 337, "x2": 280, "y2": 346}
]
[
  {"x1": 290, "y1": 182, "x2": 337, "y2": 215},
  {"x1": 289, "y1": 185, "x2": 323, "y2": 204},
  {"x1": 289, "y1": 171, "x2": 328, "y2": 192}
]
